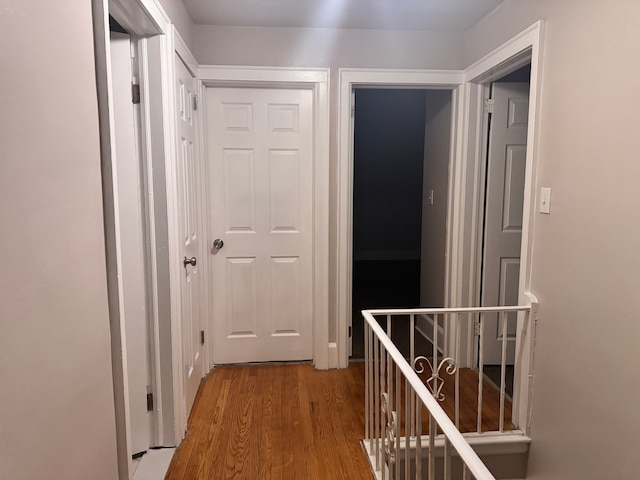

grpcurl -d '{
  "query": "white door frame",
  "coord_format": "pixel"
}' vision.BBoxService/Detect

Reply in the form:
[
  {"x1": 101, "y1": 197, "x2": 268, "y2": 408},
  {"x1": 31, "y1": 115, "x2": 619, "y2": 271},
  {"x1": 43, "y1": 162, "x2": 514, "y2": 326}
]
[
  {"x1": 461, "y1": 21, "x2": 544, "y2": 430},
  {"x1": 95, "y1": 0, "x2": 198, "y2": 476},
  {"x1": 337, "y1": 69, "x2": 465, "y2": 369},
  {"x1": 198, "y1": 66, "x2": 331, "y2": 369}
]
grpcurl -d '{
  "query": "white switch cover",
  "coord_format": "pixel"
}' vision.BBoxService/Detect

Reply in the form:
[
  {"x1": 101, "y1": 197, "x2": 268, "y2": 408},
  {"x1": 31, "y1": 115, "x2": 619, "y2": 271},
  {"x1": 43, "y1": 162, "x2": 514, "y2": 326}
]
[{"x1": 539, "y1": 187, "x2": 552, "y2": 214}]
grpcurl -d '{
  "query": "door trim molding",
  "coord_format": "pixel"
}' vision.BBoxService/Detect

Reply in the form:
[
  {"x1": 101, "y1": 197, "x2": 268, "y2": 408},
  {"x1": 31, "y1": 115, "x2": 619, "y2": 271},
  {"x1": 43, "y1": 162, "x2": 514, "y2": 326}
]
[
  {"x1": 95, "y1": 0, "x2": 174, "y2": 477},
  {"x1": 198, "y1": 66, "x2": 331, "y2": 369},
  {"x1": 337, "y1": 68, "x2": 465, "y2": 368},
  {"x1": 460, "y1": 21, "x2": 545, "y2": 431}
]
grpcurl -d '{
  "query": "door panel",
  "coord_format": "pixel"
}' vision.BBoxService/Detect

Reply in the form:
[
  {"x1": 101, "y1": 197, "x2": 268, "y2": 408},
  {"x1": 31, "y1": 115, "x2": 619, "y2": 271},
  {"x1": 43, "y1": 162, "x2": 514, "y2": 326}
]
[
  {"x1": 176, "y1": 55, "x2": 203, "y2": 417},
  {"x1": 207, "y1": 87, "x2": 313, "y2": 364},
  {"x1": 481, "y1": 82, "x2": 529, "y2": 365},
  {"x1": 110, "y1": 32, "x2": 150, "y2": 456}
]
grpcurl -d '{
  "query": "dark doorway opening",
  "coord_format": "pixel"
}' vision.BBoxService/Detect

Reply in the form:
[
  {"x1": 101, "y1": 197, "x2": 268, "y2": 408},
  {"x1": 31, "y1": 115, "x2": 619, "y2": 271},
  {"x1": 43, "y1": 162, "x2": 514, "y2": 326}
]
[
  {"x1": 351, "y1": 89, "x2": 424, "y2": 358},
  {"x1": 351, "y1": 88, "x2": 451, "y2": 359}
]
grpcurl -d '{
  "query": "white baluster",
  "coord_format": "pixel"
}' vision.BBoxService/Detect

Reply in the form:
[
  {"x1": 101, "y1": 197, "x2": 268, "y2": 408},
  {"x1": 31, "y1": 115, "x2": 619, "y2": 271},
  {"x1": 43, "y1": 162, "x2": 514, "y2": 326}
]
[
  {"x1": 410, "y1": 314, "x2": 416, "y2": 438},
  {"x1": 416, "y1": 396, "x2": 422, "y2": 479},
  {"x1": 499, "y1": 310, "x2": 508, "y2": 433},
  {"x1": 477, "y1": 312, "x2": 484, "y2": 434},
  {"x1": 395, "y1": 363, "x2": 401, "y2": 480},
  {"x1": 455, "y1": 313, "x2": 461, "y2": 429},
  {"x1": 405, "y1": 379, "x2": 410, "y2": 480},
  {"x1": 428, "y1": 411, "x2": 436, "y2": 480}
]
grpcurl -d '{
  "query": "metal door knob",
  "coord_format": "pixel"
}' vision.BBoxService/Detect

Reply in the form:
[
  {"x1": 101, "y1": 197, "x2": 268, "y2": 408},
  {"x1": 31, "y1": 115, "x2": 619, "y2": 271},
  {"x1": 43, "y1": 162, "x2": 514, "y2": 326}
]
[
  {"x1": 212, "y1": 239, "x2": 224, "y2": 250},
  {"x1": 183, "y1": 256, "x2": 197, "y2": 267}
]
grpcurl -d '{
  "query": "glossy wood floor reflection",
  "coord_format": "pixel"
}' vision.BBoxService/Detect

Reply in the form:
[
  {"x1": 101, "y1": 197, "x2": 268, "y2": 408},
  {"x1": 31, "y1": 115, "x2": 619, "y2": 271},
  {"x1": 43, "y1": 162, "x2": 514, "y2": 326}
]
[{"x1": 164, "y1": 362, "x2": 512, "y2": 480}]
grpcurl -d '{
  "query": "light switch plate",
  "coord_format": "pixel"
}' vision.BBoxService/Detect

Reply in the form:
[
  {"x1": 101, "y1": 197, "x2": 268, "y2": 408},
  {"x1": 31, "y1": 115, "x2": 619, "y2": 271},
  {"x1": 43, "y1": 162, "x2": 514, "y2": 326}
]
[{"x1": 539, "y1": 187, "x2": 552, "y2": 214}]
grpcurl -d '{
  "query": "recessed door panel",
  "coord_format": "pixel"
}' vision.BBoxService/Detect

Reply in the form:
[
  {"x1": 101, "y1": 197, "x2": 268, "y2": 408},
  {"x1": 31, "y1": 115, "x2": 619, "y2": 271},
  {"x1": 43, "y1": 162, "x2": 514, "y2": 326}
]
[
  {"x1": 223, "y1": 103, "x2": 253, "y2": 132},
  {"x1": 269, "y1": 149, "x2": 300, "y2": 232},
  {"x1": 224, "y1": 149, "x2": 256, "y2": 232},
  {"x1": 226, "y1": 257, "x2": 258, "y2": 337},
  {"x1": 268, "y1": 104, "x2": 299, "y2": 133},
  {"x1": 270, "y1": 256, "x2": 301, "y2": 336},
  {"x1": 502, "y1": 145, "x2": 526, "y2": 232}
]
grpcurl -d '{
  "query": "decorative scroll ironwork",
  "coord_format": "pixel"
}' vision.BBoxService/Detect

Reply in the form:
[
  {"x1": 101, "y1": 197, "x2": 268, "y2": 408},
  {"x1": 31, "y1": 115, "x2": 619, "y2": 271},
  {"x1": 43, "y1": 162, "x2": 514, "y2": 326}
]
[
  {"x1": 381, "y1": 392, "x2": 396, "y2": 465},
  {"x1": 413, "y1": 356, "x2": 457, "y2": 401}
]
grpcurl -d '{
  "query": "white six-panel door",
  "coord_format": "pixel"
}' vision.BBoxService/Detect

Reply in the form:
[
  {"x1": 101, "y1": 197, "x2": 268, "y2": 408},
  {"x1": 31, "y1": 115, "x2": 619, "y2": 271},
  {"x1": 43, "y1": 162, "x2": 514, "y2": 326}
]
[
  {"x1": 206, "y1": 87, "x2": 314, "y2": 364},
  {"x1": 176, "y1": 56, "x2": 203, "y2": 415},
  {"x1": 481, "y1": 82, "x2": 529, "y2": 365}
]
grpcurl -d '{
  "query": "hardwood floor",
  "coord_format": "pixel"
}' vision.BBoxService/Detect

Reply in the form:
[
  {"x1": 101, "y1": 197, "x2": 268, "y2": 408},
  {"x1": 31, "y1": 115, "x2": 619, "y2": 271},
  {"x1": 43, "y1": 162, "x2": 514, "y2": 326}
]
[
  {"x1": 165, "y1": 362, "x2": 372, "y2": 480},
  {"x1": 165, "y1": 362, "x2": 512, "y2": 480}
]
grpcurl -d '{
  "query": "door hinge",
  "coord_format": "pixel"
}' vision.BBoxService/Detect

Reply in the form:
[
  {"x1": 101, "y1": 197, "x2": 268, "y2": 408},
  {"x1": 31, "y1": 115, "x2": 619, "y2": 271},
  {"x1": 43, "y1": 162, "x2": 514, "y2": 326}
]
[
  {"x1": 348, "y1": 326, "x2": 352, "y2": 337},
  {"x1": 483, "y1": 98, "x2": 494, "y2": 114},
  {"x1": 193, "y1": 94, "x2": 198, "y2": 111},
  {"x1": 351, "y1": 105, "x2": 355, "y2": 118},
  {"x1": 132, "y1": 83, "x2": 141, "y2": 104},
  {"x1": 200, "y1": 330, "x2": 205, "y2": 345},
  {"x1": 146, "y1": 392, "x2": 154, "y2": 412},
  {"x1": 474, "y1": 320, "x2": 481, "y2": 336}
]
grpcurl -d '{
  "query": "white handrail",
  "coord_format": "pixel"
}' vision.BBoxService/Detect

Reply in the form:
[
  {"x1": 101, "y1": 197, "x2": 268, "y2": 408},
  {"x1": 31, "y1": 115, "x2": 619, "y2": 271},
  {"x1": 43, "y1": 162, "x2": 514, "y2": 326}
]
[
  {"x1": 365, "y1": 305, "x2": 530, "y2": 315},
  {"x1": 363, "y1": 309, "x2": 497, "y2": 480}
]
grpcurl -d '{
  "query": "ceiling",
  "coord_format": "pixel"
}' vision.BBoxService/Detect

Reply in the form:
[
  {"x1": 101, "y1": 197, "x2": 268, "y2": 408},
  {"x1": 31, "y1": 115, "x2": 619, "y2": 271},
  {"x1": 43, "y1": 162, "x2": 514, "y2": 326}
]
[{"x1": 182, "y1": 0, "x2": 504, "y2": 31}]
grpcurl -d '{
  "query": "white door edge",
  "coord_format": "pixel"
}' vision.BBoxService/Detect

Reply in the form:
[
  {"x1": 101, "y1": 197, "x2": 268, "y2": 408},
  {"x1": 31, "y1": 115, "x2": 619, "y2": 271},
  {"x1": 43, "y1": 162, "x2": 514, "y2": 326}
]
[
  {"x1": 460, "y1": 21, "x2": 545, "y2": 431},
  {"x1": 337, "y1": 69, "x2": 465, "y2": 370},
  {"x1": 199, "y1": 67, "x2": 331, "y2": 370},
  {"x1": 165, "y1": 28, "x2": 208, "y2": 442}
]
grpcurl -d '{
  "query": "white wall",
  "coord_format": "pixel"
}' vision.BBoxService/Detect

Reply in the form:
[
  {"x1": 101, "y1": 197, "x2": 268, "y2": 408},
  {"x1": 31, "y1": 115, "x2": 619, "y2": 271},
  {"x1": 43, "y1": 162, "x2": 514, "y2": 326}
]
[
  {"x1": 0, "y1": 1, "x2": 119, "y2": 479},
  {"x1": 194, "y1": 25, "x2": 464, "y2": 69},
  {"x1": 194, "y1": 25, "x2": 464, "y2": 341},
  {"x1": 157, "y1": 0, "x2": 195, "y2": 49},
  {"x1": 352, "y1": 89, "x2": 426, "y2": 262},
  {"x1": 420, "y1": 90, "x2": 452, "y2": 308},
  {"x1": 466, "y1": 1, "x2": 640, "y2": 478}
]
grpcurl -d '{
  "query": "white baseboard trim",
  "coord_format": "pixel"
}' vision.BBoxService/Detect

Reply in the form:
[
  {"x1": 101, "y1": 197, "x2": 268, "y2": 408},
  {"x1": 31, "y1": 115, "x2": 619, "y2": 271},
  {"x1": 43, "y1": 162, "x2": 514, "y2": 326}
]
[{"x1": 328, "y1": 342, "x2": 338, "y2": 369}]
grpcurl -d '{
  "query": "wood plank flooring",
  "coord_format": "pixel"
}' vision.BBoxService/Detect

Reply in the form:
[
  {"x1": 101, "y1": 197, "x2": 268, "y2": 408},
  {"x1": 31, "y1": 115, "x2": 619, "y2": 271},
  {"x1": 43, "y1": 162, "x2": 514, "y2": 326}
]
[
  {"x1": 165, "y1": 362, "x2": 512, "y2": 480},
  {"x1": 165, "y1": 362, "x2": 372, "y2": 480}
]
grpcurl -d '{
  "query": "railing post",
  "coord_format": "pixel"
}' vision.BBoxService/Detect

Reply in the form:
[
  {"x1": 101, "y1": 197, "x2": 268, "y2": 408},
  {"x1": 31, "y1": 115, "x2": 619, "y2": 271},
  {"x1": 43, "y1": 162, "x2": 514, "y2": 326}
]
[
  {"x1": 365, "y1": 322, "x2": 370, "y2": 442},
  {"x1": 375, "y1": 333, "x2": 380, "y2": 470},
  {"x1": 368, "y1": 323, "x2": 374, "y2": 451}
]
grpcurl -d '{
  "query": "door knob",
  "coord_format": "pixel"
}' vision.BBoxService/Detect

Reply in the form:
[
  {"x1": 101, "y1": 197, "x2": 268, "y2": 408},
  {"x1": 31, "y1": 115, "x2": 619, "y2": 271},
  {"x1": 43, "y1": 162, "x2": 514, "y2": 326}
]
[
  {"x1": 212, "y1": 239, "x2": 224, "y2": 250},
  {"x1": 183, "y1": 256, "x2": 197, "y2": 267}
]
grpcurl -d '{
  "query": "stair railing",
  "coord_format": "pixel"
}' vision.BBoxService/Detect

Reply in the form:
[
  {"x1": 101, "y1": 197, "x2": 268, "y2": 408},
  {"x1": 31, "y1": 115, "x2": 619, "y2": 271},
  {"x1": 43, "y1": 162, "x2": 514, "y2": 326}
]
[{"x1": 362, "y1": 304, "x2": 534, "y2": 479}]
